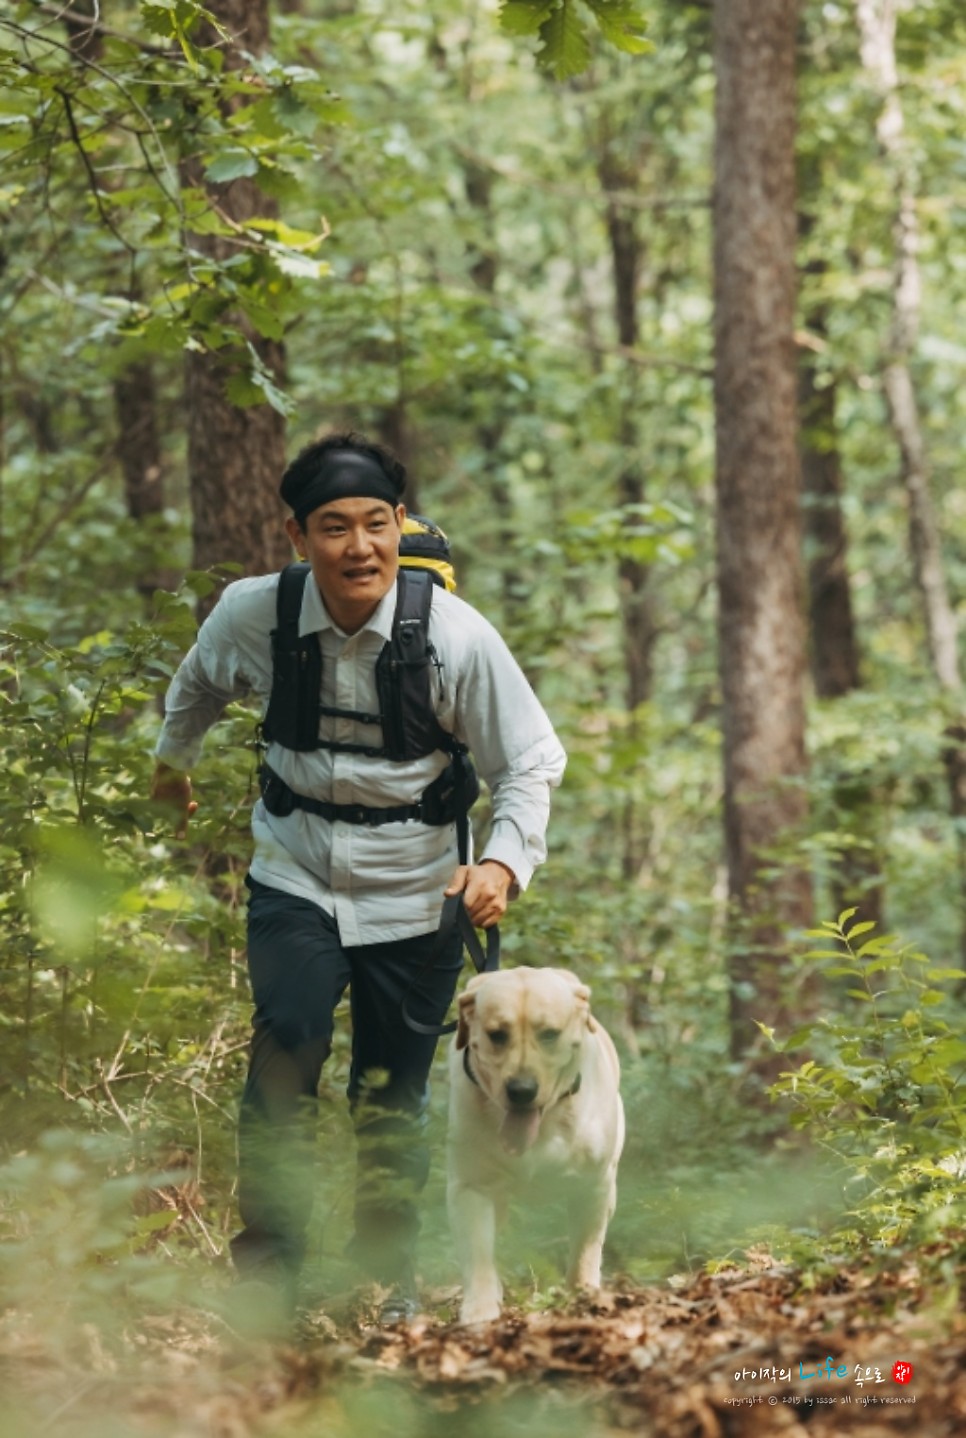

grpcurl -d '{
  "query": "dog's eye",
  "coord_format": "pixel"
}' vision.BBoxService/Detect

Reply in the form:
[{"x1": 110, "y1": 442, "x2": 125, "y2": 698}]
[
  {"x1": 487, "y1": 1029, "x2": 509, "y2": 1047},
  {"x1": 538, "y1": 1028, "x2": 561, "y2": 1045}
]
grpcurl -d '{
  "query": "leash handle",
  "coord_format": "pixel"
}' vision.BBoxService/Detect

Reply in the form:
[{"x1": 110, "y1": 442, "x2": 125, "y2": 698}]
[
  {"x1": 442, "y1": 891, "x2": 500, "y2": 975},
  {"x1": 402, "y1": 894, "x2": 500, "y2": 1036}
]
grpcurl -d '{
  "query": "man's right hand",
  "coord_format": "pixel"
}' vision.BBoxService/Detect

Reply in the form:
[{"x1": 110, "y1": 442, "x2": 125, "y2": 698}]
[{"x1": 150, "y1": 762, "x2": 198, "y2": 838}]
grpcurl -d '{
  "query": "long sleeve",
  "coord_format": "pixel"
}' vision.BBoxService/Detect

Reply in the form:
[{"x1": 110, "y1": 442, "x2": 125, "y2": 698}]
[
  {"x1": 154, "y1": 576, "x2": 272, "y2": 770},
  {"x1": 447, "y1": 608, "x2": 567, "y2": 891}
]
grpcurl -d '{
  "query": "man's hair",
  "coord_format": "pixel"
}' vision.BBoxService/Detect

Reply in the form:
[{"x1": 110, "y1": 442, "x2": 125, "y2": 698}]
[{"x1": 280, "y1": 431, "x2": 406, "y2": 523}]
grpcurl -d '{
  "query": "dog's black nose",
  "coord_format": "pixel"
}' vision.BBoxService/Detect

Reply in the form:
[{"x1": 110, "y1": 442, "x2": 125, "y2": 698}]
[{"x1": 505, "y1": 1075, "x2": 539, "y2": 1108}]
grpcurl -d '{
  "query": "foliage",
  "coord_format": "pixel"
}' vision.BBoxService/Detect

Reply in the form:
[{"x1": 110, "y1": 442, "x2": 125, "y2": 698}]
[
  {"x1": 499, "y1": 0, "x2": 651, "y2": 79},
  {"x1": 767, "y1": 911, "x2": 966, "y2": 1256},
  {"x1": 0, "y1": 579, "x2": 255, "y2": 1200}
]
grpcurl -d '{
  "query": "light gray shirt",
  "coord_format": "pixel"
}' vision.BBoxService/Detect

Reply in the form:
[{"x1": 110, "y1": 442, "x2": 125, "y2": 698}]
[{"x1": 155, "y1": 571, "x2": 566, "y2": 943}]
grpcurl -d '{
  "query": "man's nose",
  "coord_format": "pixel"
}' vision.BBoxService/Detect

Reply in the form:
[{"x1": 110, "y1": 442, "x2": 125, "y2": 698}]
[{"x1": 346, "y1": 526, "x2": 374, "y2": 554}]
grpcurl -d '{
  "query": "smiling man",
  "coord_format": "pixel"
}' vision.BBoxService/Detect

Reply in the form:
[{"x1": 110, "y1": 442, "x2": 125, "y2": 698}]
[{"x1": 151, "y1": 432, "x2": 566, "y2": 1332}]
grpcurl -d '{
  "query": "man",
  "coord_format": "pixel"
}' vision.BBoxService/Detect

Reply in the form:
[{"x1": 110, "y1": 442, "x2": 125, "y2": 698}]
[{"x1": 152, "y1": 432, "x2": 566, "y2": 1328}]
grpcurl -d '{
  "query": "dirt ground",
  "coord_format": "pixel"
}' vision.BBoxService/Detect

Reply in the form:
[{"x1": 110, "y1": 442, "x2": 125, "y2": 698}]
[{"x1": 3, "y1": 1249, "x2": 962, "y2": 1437}]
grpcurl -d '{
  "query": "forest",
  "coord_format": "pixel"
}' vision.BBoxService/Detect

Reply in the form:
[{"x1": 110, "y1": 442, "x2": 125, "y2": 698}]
[{"x1": 2, "y1": 0, "x2": 966, "y2": 1432}]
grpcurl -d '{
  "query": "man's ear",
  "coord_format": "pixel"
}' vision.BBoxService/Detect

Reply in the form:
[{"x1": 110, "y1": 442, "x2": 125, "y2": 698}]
[{"x1": 285, "y1": 515, "x2": 305, "y2": 559}]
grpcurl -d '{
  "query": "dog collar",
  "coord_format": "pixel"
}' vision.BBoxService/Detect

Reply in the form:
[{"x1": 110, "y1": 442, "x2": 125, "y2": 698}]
[
  {"x1": 463, "y1": 1048, "x2": 481, "y2": 1088},
  {"x1": 463, "y1": 1049, "x2": 582, "y2": 1101}
]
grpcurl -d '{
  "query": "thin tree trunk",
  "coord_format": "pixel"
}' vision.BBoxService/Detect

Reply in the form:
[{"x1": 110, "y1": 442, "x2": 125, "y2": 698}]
[
  {"x1": 598, "y1": 147, "x2": 659, "y2": 719},
  {"x1": 799, "y1": 279, "x2": 884, "y2": 929},
  {"x1": 856, "y1": 0, "x2": 959, "y2": 692},
  {"x1": 113, "y1": 360, "x2": 179, "y2": 599},
  {"x1": 799, "y1": 333, "x2": 860, "y2": 699},
  {"x1": 856, "y1": 0, "x2": 966, "y2": 961},
  {"x1": 461, "y1": 156, "x2": 523, "y2": 626},
  {"x1": 714, "y1": 0, "x2": 812, "y2": 1064},
  {"x1": 596, "y1": 136, "x2": 659, "y2": 883}
]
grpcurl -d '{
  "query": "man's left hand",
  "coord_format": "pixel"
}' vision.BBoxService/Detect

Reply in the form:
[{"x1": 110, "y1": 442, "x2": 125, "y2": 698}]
[{"x1": 445, "y1": 860, "x2": 516, "y2": 929}]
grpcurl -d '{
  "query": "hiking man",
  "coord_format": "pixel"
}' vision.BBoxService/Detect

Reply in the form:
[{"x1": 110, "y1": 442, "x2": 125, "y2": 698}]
[{"x1": 151, "y1": 432, "x2": 566, "y2": 1327}]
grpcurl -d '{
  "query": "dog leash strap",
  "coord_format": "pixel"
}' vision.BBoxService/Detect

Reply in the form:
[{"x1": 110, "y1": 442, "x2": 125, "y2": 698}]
[
  {"x1": 401, "y1": 894, "x2": 500, "y2": 1036},
  {"x1": 450, "y1": 892, "x2": 500, "y2": 974}
]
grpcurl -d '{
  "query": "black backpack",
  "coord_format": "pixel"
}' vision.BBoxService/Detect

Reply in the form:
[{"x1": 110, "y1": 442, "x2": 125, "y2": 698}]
[{"x1": 259, "y1": 564, "x2": 479, "y2": 860}]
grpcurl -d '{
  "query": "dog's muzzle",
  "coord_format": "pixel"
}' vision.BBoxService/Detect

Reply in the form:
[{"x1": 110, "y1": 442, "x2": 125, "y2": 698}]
[{"x1": 505, "y1": 1074, "x2": 539, "y2": 1109}]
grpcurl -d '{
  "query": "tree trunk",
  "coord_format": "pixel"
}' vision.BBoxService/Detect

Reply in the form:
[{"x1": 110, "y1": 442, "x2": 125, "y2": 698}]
[
  {"x1": 598, "y1": 145, "x2": 659, "y2": 719},
  {"x1": 713, "y1": 0, "x2": 812, "y2": 1063},
  {"x1": 799, "y1": 330, "x2": 885, "y2": 929},
  {"x1": 855, "y1": 0, "x2": 959, "y2": 693},
  {"x1": 596, "y1": 133, "x2": 660, "y2": 883},
  {"x1": 856, "y1": 0, "x2": 966, "y2": 961},
  {"x1": 461, "y1": 156, "x2": 523, "y2": 627},
  {"x1": 114, "y1": 365, "x2": 175, "y2": 601},
  {"x1": 183, "y1": 0, "x2": 291, "y2": 602},
  {"x1": 799, "y1": 331, "x2": 860, "y2": 700}
]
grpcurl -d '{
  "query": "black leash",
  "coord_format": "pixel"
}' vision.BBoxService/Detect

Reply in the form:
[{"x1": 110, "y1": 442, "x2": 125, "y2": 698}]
[{"x1": 402, "y1": 892, "x2": 500, "y2": 1036}]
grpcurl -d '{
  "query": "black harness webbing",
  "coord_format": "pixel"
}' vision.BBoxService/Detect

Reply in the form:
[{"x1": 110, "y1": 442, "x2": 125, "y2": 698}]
[
  {"x1": 259, "y1": 766, "x2": 427, "y2": 828},
  {"x1": 402, "y1": 893, "x2": 500, "y2": 1037}
]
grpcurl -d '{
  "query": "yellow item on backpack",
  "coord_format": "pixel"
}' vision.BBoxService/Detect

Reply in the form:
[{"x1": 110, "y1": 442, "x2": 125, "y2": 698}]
[{"x1": 399, "y1": 514, "x2": 457, "y2": 593}]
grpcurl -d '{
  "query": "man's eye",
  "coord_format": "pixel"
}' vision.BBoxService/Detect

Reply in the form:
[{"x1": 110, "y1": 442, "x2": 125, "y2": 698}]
[
  {"x1": 487, "y1": 1030, "x2": 509, "y2": 1047},
  {"x1": 538, "y1": 1029, "x2": 561, "y2": 1045}
]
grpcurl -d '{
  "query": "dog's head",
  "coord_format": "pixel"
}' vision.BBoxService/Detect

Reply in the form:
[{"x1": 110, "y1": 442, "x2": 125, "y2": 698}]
[{"x1": 455, "y1": 966, "x2": 597, "y2": 1154}]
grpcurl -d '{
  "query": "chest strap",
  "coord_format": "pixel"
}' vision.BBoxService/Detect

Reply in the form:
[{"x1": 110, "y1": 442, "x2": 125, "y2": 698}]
[{"x1": 259, "y1": 763, "x2": 438, "y2": 828}]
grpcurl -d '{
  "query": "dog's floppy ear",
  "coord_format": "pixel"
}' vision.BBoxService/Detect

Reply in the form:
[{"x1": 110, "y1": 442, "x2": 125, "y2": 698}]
[
  {"x1": 456, "y1": 973, "x2": 488, "y2": 1050},
  {"x1": 555, "y1": 970, "x2": 599, "y2": 1032}
]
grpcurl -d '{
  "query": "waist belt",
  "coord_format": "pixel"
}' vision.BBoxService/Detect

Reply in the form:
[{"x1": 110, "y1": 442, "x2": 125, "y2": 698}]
[{"x1": 259, "y1": 764, "x2": 443, "y2": 828}]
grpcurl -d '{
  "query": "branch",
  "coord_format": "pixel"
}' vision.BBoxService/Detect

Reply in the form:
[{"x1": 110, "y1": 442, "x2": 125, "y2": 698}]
[
  {"x1": 1, "y1": 17, "x2": 182, "y2": 209},
  {"x1": 55, "y1": 85, "x2": 137, "y2": 256},
  {"x1": 32, "y1": 0, "x2": 177, "y2": 57}
]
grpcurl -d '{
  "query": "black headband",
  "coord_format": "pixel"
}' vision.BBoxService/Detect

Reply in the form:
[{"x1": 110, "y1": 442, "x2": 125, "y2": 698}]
[{"x1": 288, "y1": 450, "x2": 401, "y2": 526}]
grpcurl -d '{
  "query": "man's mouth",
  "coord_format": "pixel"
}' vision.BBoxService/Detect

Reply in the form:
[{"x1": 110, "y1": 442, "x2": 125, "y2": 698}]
[{"x1": 343, "y1": 566, "x2": 379, "y2": 582}]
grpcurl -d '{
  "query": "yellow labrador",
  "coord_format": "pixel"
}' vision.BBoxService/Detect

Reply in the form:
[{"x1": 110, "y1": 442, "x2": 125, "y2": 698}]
[{"x1": 447, "y1": 965, "x2": 624, "y2": 1325}]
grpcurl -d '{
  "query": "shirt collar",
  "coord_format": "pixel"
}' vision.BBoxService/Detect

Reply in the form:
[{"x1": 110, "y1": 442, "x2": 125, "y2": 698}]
[{"x1": 298, "y1": 572, "x2": 398, "y2": 644}]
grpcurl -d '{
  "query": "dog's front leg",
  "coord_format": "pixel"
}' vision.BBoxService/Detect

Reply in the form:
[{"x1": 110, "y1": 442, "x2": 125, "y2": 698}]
[
  {"x1": 448, "y1": 1180, "x2": 502, "y2": 1324},
  {"x1": 565, "y1": 1171, "x2": 617, "y2": 1290}
]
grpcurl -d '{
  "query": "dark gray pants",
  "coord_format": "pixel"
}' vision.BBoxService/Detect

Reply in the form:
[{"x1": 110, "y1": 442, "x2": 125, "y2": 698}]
[{"x1": 230, "y1": 877, "x2": 463, "y2": 1286}]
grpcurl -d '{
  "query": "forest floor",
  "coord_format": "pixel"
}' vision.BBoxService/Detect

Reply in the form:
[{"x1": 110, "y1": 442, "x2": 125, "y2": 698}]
[{"x1": 3, "y1": 1248, "x2": 963, "y2": 1438}]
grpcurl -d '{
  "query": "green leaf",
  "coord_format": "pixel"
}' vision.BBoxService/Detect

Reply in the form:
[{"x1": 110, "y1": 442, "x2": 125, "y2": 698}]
[
  {"x1": 204, "y1": 149, "x2": 259, "y2": 184},
  {"x1": 499, "y1": 1, "x2": 556, "y2": 37},
  {"x1": 845, "y1": 920, "x2": 877, "y2": 941},
  {"x1": 539, "y1": 1, "x2": 592, "y2": 80},
  {"x1": 585, "y1": 0, "x2": 652, "y2": 55}
]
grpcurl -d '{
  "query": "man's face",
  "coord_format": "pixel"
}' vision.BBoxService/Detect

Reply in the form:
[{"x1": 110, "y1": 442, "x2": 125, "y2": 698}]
[{"x1": 286, "y1": 497, "x2": 406, "y2": 633}]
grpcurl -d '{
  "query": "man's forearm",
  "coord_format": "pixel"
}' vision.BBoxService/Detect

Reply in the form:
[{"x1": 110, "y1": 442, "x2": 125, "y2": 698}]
[{"x1": 155, "y1": 643, "x2": 240, "y2": 770}]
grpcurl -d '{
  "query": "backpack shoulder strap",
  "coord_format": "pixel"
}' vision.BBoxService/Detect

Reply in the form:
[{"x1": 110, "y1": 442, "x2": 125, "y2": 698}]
[
  {"x1": 392, "y1": 566, "x2": 435, "y2": 648},
  {"x1": 377, "y1": 569, "x2": 451, "y2": 762},
  {"x1": 276, "y1": 561, "x2": 311, "y2": 634},
  {"x1": 262, "y1": 563, "x2": 321, "y2": 751}
]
